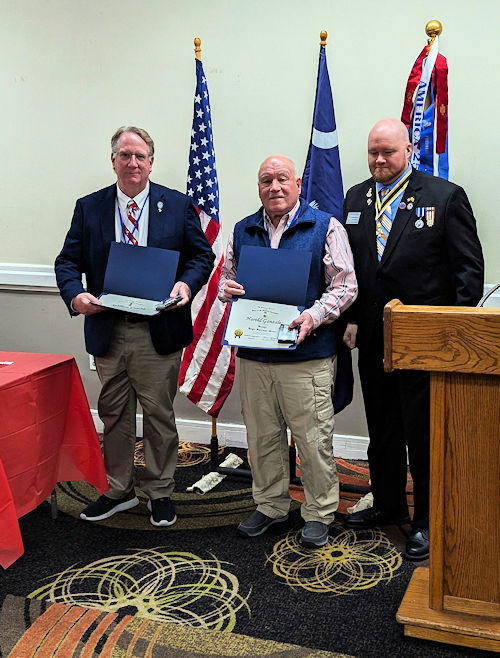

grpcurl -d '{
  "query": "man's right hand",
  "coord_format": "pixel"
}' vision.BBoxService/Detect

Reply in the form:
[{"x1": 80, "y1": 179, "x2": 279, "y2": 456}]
[
  {"x1": 223, "y1": 280, "x2": 245, "y2": 298},
  {"x1": 71, "y1": 293, "x2": 107, "y2": 316},
  {"x1": 343, "y1": 322, "x2": 358, "y2": 349}
]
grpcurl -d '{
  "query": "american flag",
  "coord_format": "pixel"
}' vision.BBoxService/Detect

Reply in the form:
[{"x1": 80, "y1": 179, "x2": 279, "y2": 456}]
[{"x1": 178, "y1": 57, "x2": 235, "y2": 417}]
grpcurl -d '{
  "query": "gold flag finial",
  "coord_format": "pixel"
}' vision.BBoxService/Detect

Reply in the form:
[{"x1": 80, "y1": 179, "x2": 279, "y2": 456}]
[
  {"x1": 194, "y1": 37, "x2": 202, "y2": 60},
  {"x1": 320, "y1": 30, "x2": 327, "y2": 47},
  {"x1": 425, "y1": 20, "x2": 442, "y2": 45}
]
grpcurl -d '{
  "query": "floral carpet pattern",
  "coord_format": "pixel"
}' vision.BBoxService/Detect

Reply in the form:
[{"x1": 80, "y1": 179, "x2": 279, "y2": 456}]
[{"x1": 0, "y1": 443, "x2": 484, "y2": 658}]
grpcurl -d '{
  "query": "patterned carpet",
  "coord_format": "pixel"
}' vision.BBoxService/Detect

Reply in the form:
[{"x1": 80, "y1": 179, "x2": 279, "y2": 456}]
[
  {"x1": 0, "y1": 443, "x2": 489, "y2": 657},
  {"x1": 0, "y1": 596, "x2": 349, "y2": 657}
]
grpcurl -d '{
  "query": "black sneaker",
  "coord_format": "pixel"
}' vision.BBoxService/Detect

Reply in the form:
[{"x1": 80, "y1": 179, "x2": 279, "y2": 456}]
[
  {"x1": 80, "y1": 491, "x2": 139, "y2": 521},
  {"x1": 147, "y1": 497, "x2": 177, "y2": 527},
  {"x1": 237, "y1": 510, "x2": 288, "y2": 537},
  {"x1": 300, "y1": 521, "x2": 330, "y2": 548}
]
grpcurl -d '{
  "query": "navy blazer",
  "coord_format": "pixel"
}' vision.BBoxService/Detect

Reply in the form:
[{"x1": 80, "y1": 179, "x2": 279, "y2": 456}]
[
  {"x1": 55, "y1": 182, "x2": 215, "y2": 357},
  {"x1": 343, "y1": 168, "x2": 484, "y2": 349}
]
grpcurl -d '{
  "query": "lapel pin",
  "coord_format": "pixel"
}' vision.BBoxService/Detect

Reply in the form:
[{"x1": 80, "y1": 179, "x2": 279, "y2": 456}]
[
  {"x1": 399, "y1": 201, "x2": 406, "y2": 210},
  {"x1": 157, "y1": 201, "x2": 164, "y2": 213},
  {"x1": 407, "y1": 203, "x2": 413, "y2": 210},
  {"x1": 367, "y1": 198, "x2": 372, "y2": 205},
  {"x1": 367, "y1": 188, "x2": 372, "y2": 197}
]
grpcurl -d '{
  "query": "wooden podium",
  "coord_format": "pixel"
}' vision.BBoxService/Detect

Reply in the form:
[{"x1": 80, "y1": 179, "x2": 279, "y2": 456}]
[{"x1": 383, "y1": 300, "x2": 500, "y2": 653}]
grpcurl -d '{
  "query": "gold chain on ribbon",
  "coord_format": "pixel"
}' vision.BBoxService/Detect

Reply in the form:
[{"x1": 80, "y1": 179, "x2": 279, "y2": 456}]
[{"x1": 374, "y1": 169, "x2": 412, "y2": 222}]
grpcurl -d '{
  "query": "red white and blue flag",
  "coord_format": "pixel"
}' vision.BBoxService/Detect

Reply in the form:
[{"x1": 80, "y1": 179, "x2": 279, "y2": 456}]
[
  {"x1": 401, "y1": 36, "x2": 449, "y2": 179},
  {"x1": 178, "y1": 57, "x2": 235, "y2": 416}
]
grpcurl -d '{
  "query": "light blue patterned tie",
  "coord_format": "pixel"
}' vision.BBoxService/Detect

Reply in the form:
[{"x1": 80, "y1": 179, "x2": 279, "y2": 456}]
[{"x1": 376, "y1": 187, "x2": 392, "y2": 260}]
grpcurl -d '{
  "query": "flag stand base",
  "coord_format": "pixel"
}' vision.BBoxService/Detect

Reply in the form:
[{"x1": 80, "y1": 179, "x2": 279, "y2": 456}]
[{"x1": 209, "y1": 429, "x2": 370, "y2": 494}]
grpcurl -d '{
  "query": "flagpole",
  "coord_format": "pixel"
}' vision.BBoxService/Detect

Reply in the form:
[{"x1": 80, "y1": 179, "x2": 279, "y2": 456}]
[
  {"x1": 194, "y1": 36, "x2": 217, "y2": 466},
  {"x1": 193, "y1": 36, "x2": 221, "y2": 471},
  {"x1": 189, "y1": 36, "x2": 243, "y2": 476},
  {"x1": 401, "y1": 19, "x2": 448, "y2": 179},
  {"x1": 423, "y1": 22, "x2": 442, "y2": 112}
]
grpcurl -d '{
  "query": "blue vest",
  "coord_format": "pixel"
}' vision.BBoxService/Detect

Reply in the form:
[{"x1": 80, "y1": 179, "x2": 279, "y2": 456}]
[{"x1": 233, "y1": 198, "x2": 336, "y2": 363}]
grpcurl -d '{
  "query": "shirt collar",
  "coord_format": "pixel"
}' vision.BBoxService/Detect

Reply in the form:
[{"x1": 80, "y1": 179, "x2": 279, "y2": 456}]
[
  {"x1": 116, "y1": 181, "x2": 150, "y2": 207},
  {"x1": 262, "y1": 199, "x2": 301, "y2": 229}
]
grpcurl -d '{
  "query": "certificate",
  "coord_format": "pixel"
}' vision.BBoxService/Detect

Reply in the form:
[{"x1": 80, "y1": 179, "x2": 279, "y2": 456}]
[
  {"x1": 223, "y1": 299, "x2": 300, "y2": 349},
  {"x1": 97, "y1": 294, "x2": 163, "y2": 316}
]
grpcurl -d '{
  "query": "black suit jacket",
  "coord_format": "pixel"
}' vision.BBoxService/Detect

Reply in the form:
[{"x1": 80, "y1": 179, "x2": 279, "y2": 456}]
[
  {"x1": 55, "y1": 182, "x2": 215, "y2": 357},
  {"x1": 343, "y1": 168, "x2": 484, "y2": 350}
]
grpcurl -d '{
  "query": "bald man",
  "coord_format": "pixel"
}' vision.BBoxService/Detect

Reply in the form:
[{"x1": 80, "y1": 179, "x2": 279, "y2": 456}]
[
  {"x1": 219, "y1": 155, "x2": 357, "y2": 548},
  {"x1": 342, "y1": 119, "x2": 484, "y2": 560}
]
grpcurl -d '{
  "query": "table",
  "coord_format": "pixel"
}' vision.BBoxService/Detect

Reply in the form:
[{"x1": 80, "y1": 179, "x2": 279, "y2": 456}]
[{"x1": 0, "y1": 352, "x2": 108, "y2": 568}]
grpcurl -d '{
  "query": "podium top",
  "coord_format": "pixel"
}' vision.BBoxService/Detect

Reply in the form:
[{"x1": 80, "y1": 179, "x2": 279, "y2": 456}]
[{"x1": 384, "y1": 300, "x2": 500, "y2": 375}]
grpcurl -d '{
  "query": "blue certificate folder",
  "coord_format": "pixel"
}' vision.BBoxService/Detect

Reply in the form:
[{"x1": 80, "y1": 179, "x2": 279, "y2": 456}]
[
  {"x1": 102, "y1": 242, "x2": 179, "y2": 301},
  {"x1": 236, "y1": 245, "x2": 312, "y2": 306}
]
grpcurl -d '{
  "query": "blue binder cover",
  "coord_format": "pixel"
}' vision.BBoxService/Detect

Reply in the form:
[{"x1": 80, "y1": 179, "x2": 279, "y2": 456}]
[
  {"x1": 236, "y1": 245, "x2": 312, "y2": 306},
  {"x1": 103, "y1": 242, "x2": 179, "y2": 301}
]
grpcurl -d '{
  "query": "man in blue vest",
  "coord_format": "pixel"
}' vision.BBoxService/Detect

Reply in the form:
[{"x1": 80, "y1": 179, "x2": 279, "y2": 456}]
[{"x1": 219, "y1": 154, "x2": 357, "y2": 548}]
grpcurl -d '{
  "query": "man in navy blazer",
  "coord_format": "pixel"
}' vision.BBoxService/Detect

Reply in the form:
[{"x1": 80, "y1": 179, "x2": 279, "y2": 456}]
[
  {"x1": 342, "y1": 118, "x2": 484, "y2": 560},
  {"x1": 55, "y1": 126, "x2": 214, "y2": 527}
]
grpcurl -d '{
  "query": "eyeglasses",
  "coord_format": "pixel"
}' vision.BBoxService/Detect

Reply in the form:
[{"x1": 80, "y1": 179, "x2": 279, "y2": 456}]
[{"x1": 116, "y1": 151, "x2": 150, "y2": 163}]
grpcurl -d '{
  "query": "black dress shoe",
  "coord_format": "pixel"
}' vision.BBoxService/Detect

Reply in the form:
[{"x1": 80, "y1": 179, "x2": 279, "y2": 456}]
[
  {"x1": 405, "y1": 528, "x2": 429, "y2": 561},
  {"x1": 343, "y1": 506, "x2": 410, "y2": 529}
]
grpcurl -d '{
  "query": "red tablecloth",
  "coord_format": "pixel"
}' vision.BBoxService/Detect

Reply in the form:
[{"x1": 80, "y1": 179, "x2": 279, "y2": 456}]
[{"x1": 0, "y1": 352, "x2": 108, "y2": 568}]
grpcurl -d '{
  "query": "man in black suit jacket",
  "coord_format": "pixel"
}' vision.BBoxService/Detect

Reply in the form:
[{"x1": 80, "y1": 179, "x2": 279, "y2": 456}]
[
  {"x1": 55, "y1": 126, "x2": 214, "y2": 527},
  {"x1": 342, "y1": 118, "x2": 484, "y2": 560}
]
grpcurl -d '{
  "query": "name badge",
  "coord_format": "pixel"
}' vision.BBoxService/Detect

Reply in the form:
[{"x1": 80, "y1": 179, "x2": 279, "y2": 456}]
[{"x1": 346, "y1": 212, "x2": 361, "y2": 225}]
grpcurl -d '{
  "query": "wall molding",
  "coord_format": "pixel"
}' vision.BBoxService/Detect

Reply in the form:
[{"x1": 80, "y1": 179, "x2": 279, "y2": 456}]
[
  {"x1": 0, "y1": 263, "x2": 58, "y2": 292},
  {"x1": 1, "y1": 263, "x2": 498, "y2": 305},
  {"x1": 91, "y1": 410, "x2": 370, "y2": 461}
]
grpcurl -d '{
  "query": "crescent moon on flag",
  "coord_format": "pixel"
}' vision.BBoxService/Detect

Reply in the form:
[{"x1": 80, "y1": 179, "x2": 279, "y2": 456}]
[{"x1": 312, "y1": 128, "x2": 338, "y2": 150}]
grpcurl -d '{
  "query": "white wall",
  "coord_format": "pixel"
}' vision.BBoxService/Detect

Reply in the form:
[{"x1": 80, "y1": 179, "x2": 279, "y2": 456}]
[
  {"x1": 1, "y1": 2, "x2": 498, "y2": 455},
  {"x1": 1, "y1": 0, "x2": 498, "y2": 282}
]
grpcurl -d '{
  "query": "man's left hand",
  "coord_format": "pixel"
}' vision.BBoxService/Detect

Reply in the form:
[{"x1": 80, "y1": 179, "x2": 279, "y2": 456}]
[
  {"x1": 288, "y1": 311, "x2": 314, "y2": 345},
  {"x1": 169, "y1": 281, "x2": 191, "y2": 307}
]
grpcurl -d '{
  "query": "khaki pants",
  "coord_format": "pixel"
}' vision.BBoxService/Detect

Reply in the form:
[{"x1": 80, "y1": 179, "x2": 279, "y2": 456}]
[
  {"x1": 95, "y1": 318, "x2": 181, "y2": 500},
  {"x1": 239, "y1": 357, "x2": 339, "y2": 523}
]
